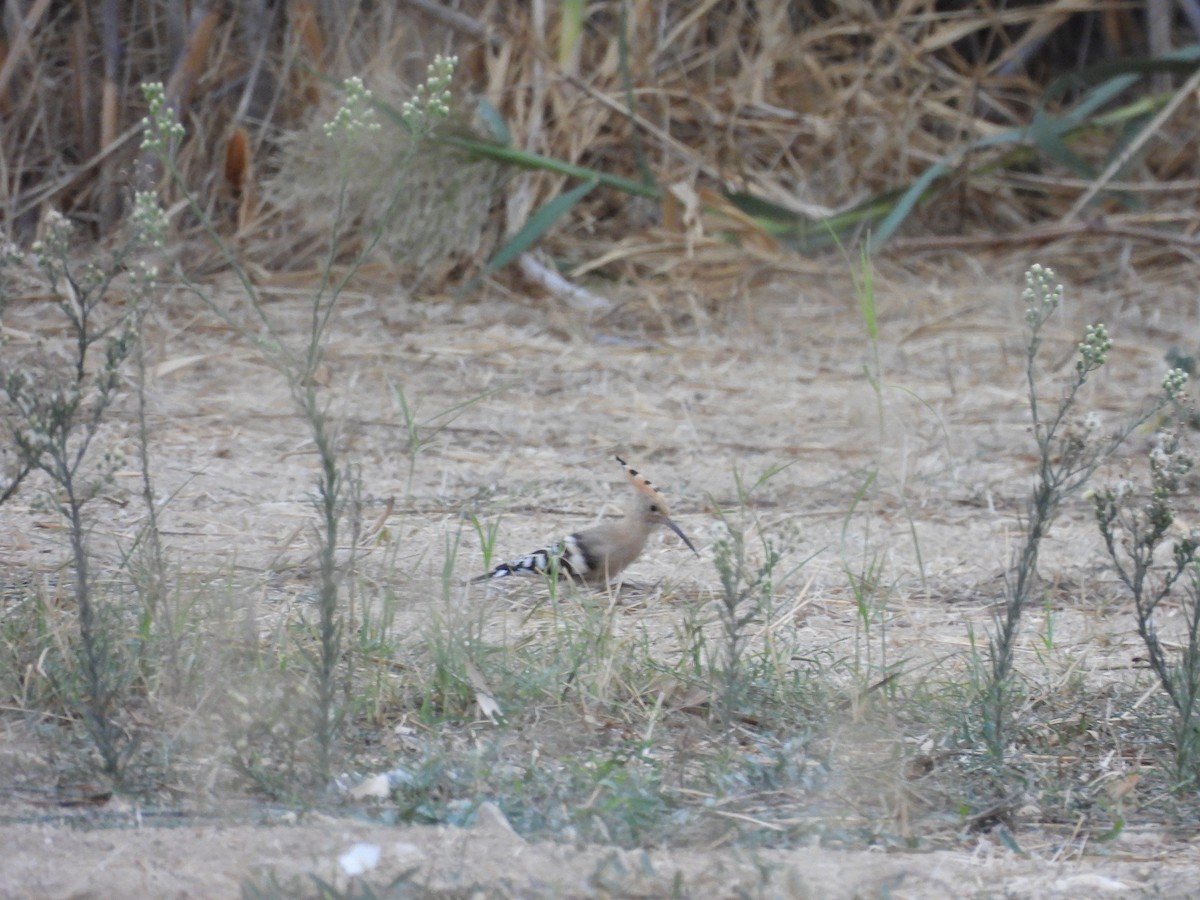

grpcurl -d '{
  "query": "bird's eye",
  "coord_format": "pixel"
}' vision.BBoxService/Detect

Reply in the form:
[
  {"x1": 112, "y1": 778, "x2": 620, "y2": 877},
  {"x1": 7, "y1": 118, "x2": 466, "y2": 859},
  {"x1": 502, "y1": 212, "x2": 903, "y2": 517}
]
[{"x1": 649, "y1": 504, "x2": 660, "y2": 513}]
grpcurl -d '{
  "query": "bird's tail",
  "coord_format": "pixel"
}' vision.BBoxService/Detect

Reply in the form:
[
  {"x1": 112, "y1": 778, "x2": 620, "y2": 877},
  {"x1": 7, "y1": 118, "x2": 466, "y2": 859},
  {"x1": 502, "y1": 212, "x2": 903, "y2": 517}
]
[{"x1": 473, "y1": 542, "x2": 584, "y2": 582}]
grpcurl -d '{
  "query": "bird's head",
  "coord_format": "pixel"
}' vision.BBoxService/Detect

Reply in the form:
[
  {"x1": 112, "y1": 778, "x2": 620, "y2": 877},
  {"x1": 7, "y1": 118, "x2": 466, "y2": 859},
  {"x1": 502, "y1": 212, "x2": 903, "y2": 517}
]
[{"x1": 616, "y1": 456, "x2": 699, "y2": 556}]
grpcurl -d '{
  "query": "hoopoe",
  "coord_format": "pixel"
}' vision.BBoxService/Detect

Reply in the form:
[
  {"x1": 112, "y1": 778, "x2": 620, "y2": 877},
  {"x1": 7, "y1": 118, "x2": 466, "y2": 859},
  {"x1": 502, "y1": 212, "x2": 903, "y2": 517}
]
[{"x1": 475, "y1": 456, "x2": 699, "y2": 585}]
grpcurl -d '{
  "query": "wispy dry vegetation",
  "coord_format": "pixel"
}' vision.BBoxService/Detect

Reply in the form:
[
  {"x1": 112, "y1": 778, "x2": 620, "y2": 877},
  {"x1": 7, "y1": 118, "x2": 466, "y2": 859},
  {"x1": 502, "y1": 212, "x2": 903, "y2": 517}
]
[{"x1": 4, "y1": 2, "x2": 1200, "y2": 285}]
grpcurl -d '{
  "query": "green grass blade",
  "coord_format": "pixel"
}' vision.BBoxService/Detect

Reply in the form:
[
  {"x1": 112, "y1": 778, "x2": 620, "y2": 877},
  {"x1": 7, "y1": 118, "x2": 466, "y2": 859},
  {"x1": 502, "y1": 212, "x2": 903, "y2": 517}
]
[
  {"x1": 865, "y1": 56, "x2": 1189, "y2": 253},
  {"x1": 435, "y1": 132, "x2": 659, "y2": 199},
  {"x1": 560, "y1": 0, "x2": 584, "y2": 66},
  {"x1": 477, "y1": 177, "x2": 600, "y2": 281},
  {"x1": 472, "y1": 98, "x2": 511, "y2": 143}
]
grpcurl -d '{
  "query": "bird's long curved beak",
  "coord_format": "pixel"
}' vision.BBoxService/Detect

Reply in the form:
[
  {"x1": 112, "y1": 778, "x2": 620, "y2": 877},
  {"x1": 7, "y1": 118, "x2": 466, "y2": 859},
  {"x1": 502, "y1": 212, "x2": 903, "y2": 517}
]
[{"x1": 665, "y1": 518, "x2": 700, "y2": 557}]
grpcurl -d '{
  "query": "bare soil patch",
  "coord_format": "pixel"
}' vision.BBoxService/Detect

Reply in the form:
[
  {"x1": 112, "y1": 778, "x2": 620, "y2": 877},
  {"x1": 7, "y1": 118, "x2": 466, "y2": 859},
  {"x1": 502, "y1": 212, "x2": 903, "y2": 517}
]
[{"x1": 4, "y1": 253, "x2": 1200, "y2": 897}]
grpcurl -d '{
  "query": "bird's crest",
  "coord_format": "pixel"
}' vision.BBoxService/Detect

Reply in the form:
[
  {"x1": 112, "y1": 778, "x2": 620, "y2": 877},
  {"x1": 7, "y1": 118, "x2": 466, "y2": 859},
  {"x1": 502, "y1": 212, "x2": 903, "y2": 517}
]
[{"x1": 615, "y1": 455, "x2": 669, "y2": 514}]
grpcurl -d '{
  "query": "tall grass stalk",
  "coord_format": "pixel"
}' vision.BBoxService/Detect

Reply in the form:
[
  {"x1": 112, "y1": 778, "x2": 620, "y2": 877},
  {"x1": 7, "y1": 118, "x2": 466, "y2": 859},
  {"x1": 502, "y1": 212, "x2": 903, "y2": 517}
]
[{"x1": 843, "y1": 246, "x2": 932, "y2": 685}]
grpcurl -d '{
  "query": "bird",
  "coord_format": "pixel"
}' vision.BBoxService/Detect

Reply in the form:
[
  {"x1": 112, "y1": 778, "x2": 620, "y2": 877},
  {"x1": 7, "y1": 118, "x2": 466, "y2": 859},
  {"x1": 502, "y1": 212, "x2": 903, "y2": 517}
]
[{"x1": 475, "y1": 456, "x2": 699, "y2": 585}]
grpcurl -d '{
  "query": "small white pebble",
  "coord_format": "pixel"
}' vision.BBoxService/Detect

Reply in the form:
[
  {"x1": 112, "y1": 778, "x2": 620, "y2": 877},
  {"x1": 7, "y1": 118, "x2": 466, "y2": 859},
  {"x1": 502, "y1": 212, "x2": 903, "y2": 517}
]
[
  {"x1": 338, "y1": 842, "x2": 381, "y2": 876},
  {"x1": 348, "y1": 773, "x2": 391, "y2": 800}
]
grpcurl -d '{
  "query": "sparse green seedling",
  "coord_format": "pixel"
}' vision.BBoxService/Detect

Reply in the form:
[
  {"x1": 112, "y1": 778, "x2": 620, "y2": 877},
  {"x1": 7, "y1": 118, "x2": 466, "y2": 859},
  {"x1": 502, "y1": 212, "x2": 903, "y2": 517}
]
[
  {"x1": 419, "y1": 528, "x2": 496, "y2": 722},
  {"x1": 842, "y1": 496, "x2": 893, "y2": 683},
  {"x1": 391, "y1": 384, "x2": 498, "y2": 500},
  {"x1": 467, "y1": 511, "x2": 502, "y2": 573},
  {"x1": 708, "y1": 462, "x2": 804, "y2": 732},
  {"x1": 841, "y1": 246, "x2": 933, "y2": 691}
]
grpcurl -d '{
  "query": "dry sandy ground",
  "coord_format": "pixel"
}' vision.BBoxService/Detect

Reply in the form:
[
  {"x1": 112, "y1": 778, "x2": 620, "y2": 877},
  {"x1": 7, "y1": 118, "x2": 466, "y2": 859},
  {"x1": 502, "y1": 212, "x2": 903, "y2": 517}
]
[
  {"x1": 2, "y1": 804, "x2": 1197, "y2": 898},
  {"x1": 3, "y1": 250, "x2": 1200, "y2": 897}
]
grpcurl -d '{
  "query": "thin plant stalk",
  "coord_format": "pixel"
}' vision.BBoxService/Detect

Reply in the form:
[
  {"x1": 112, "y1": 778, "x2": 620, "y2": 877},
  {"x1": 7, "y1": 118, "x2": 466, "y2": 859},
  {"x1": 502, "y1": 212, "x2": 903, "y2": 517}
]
[
  {"x1": 981, "y1": 266, "x2": 1177, "y2": 758},
  {"x1": 139, "y1": 60, "x2": 458, "y2": 784}
]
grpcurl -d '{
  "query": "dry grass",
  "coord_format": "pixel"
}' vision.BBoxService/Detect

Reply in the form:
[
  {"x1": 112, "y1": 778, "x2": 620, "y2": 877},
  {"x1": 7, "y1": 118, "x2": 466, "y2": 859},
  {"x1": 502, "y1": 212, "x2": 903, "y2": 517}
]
[{"x1": 4, "y1": 2, "x2": 1199, "y2": 293}]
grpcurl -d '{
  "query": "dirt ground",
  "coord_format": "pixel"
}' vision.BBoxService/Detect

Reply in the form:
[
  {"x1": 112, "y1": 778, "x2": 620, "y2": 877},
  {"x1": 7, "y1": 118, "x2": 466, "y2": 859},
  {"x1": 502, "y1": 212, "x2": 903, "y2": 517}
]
[{"x1": 4, "y1": 250, "x2": 1200, "y2": 897}]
